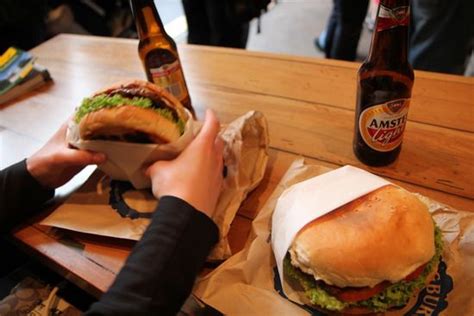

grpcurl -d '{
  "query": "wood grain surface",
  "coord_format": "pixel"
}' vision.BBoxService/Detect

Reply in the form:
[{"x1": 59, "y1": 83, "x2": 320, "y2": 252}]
[{"x1": 1, "y1": 34, "x2": 472, "y2": 297}]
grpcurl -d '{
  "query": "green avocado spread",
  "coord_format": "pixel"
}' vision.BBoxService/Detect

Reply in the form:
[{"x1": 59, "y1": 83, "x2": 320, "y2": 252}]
[
  {"x1": 284, "y1": 226, "x2": 443, "y2": 312},
  {"x1": 74, "y1": 94, "x2": 185, "y2": 134}
]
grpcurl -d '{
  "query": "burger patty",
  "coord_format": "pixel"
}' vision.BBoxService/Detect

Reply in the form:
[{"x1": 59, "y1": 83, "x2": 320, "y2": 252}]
[
  {"x1": 287, "y1": 256, "x2": 430, "y2": 304},
  {"x1": 317, "y1": 262, "x2": 424, "y2": 301},
  {"x1": 89, "y1": 131, "x2": 155, "y2": 143},
  {"x1": 101, "y1": 85, "x2": 180, "y2": 121}
]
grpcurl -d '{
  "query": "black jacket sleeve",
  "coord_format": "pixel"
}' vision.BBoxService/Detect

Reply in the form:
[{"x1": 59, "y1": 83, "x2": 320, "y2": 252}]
[
  {"x1": 0, "y1": 159, "x2": 54, "y2": 232},
  {"x1": 86, "y1": 196, "x2": 219, "y2": 316}
]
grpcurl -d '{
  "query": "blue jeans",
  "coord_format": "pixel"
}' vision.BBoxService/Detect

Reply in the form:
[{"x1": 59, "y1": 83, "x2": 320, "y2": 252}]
[{"x1": 324, "y1": 0, "x2": 369, "y2": 61}]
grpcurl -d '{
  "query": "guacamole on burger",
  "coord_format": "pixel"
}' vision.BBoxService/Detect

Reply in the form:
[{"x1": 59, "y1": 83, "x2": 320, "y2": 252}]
[
  {"x1": 74, "y1": 80, "x2": 188, "y2": 144},
  {"x1": 284, "y1": 185, "x2": 443, "y2": 314}
]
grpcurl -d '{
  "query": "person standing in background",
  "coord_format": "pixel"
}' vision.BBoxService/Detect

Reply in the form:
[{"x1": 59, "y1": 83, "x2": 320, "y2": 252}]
[
  {"x1": 315, "y1": 0, "x2": 369, "y2": 61},
  {"x1": 409, "y1": 0, "x2": 474, "y2": 75},
  {"x1": 181, "y1": 0, "x2": 249, "y2": 48}
]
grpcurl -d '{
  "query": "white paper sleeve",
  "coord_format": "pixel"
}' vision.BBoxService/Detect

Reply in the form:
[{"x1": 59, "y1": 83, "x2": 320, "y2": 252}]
[{"x1": 271, "y1": 165, "x2": 391, "y2": 299}]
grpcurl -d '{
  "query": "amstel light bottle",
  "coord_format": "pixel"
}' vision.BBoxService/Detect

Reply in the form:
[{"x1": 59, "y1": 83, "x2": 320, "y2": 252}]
[{"x1": 353, "y1": 0, "x2": 414, "y2": 166}]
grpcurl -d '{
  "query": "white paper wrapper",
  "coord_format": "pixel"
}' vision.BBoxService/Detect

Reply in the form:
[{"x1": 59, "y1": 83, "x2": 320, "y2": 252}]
[
  {"x1": 67, "y1": 109, "x2": 197, "y2": 189},
  {"x1": 41, "y1": 111, "x2": 269, "y2": 260},
  {"x1": 272, "y1": 165, "x2": 391, "y2": 299},
  {"x1": 194, "y1": 159, "x2": 474, "y2": 315}
]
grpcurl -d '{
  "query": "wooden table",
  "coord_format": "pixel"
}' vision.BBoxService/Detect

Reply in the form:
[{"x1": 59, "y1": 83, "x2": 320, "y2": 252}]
[{"x1": 1, "y1": 34, "x2": 473, "y2": 298}]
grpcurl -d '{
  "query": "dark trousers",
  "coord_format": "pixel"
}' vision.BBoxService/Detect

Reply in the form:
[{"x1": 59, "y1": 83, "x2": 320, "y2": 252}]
[
  {"x1": 409, "y1": 0, "x2": 474, "y2": 75},
  {"x1": 324, "y1": 0, "x2": 369, "y2": 61},
  {"x1": 182, "y1": 0, "x2": 249, "y2": 49}
]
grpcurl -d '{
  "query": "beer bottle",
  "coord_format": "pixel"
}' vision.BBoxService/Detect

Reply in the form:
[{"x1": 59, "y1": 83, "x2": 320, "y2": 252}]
[
  {"x1": 353, "y1": 0, "x2": 414, "y2": 166},
  {"x1": 130, "y1": 0, "x2": 195, "y2": 116}
]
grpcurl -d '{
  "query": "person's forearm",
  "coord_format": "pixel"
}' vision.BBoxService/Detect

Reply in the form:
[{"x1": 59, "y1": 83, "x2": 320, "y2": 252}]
[
  {"x1": 86, "y1": 196, "x2": 219, "y2": 316},
  {"x1": 0, "y1": 159, "x2": 54, "y2": 232}
]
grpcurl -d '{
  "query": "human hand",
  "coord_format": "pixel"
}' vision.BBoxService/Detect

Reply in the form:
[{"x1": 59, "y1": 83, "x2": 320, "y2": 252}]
[
  {"x1": 27, "y1": 122, "x2": 106, "y2": 189},
  {"x1": 147, "y1": 109, "x2": 224, "y2": 218}
]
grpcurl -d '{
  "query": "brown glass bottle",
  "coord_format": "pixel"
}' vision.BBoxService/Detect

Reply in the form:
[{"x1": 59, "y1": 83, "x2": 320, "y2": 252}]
[
  {"x1": 353, "y1": 0, "x2": 414, "y2": 166},
  {"x1": 130, "y1": 0, "x2": 195, "y2": 116}
]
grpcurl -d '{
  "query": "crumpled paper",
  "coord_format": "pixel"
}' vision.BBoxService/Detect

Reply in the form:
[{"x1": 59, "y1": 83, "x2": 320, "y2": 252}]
[
  {"x1": 41, "y1": 111, "x2": 269, "y2": 260},
  {"x1": 210, "y1": 110, "x2": 269, "y2": 260},
  {"x1": 194, "y1": 159, "x2": 474, "y2": 315}
]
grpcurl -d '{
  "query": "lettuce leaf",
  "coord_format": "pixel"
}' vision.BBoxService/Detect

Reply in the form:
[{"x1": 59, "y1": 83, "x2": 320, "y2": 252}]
[
  {"x1": 284, "y1": 255, "x2": 348, "y2": 311},
  {"x1": 74, "y1": 94, "x2": 185, "y2": 134}
]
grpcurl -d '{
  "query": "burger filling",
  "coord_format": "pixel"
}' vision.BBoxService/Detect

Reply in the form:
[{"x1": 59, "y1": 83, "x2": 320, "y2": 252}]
[
  {"x1": 74, "y1": 94, "x2": 185, "y2": 134},
  {"x1": 284, "y1": 226, "x2": 443, "y2": 312}
]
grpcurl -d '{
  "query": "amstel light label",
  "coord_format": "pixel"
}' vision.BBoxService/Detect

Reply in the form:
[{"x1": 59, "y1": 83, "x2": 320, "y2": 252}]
[
  {"x1": 359, "y1": 98, "x2": 410, "y2": 152},
  {"x1": 149, "y1": 60, "x2": 187, "y2": 102}
]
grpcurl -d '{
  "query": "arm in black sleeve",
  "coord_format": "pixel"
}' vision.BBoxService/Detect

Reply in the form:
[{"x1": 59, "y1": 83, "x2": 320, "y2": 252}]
[
  {"x1": 0, "y1": 159, "x2": 54, "y2": 232},
  {"x1": 86, "y1": 196, "x2": 219, "y2": 316}
]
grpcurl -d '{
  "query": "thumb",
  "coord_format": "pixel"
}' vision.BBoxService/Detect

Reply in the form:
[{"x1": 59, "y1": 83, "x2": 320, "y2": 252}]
[
  {"x1": 146, "y1": 160, "x2": 169, "y2": 178},
  {"x1": 197, "y1": 109, "x2": 220, "y2": 142}
]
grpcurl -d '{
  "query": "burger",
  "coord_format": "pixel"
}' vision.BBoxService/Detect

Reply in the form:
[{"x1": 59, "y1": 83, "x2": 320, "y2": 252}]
[
  {"x1": 284, "y1": 185, "x2": 443, "y2": 314},
  {"x1": 74, "y1": 80, "x2": 189, "y2": 144}
]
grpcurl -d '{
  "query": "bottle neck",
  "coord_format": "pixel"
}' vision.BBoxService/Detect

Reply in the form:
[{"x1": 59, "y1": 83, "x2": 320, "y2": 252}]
[
  {"x1": 130, "y1": 0, "x2": 166, "y2": 39},
  {"x1": 367, "y1": 0, "x2": 410, "y2": 67}
]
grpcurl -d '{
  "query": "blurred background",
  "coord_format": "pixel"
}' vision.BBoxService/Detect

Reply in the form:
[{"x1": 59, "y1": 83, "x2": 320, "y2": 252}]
[{"x1": 1, "y1": 0, "x2": 472, "y2": 75}]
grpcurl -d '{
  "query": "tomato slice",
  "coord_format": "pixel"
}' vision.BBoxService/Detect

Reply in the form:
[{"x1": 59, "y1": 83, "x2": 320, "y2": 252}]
[
  {"x1": 335, "y1": 281, "x2": 389, "y2": 302},
  {"x1": 404, "y1": 263, "x2": 427, "y2": 282},
  {"x1": 334, "y1": 263, "x2": 427, "y2": 302}
]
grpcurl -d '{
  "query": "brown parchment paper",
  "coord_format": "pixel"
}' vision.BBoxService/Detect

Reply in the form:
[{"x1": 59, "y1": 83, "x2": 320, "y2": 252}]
[
  {"x1": 41, "y1": 110, "x2": 269, "y2": 260},
  {"x1": 193, "y1": 159, "x2": 474, "y2": 315}
]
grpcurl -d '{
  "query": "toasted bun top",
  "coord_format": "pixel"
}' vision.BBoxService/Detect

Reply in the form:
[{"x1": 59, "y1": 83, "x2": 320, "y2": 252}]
[
  {"x1": 77, "y1": 80, "x2": 189, "y2": 144},
  {"x1": 92, "y1": 79, "x2": 188, "y2": 122},
  {"x1": 289, "y1": 185, "x2": 435, "y2": 288}
]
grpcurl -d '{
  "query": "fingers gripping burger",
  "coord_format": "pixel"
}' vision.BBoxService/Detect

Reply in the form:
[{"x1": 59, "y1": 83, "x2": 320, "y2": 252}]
[
  {"x1": 74, "y1": 80, "x2": 189, "y2": 144},
  {"x1": 284, "y1": 185, "x2": 443, "y2": 314}
]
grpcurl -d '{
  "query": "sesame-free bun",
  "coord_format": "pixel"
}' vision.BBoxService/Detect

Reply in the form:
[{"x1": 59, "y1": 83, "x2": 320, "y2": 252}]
[
  {"x1": 77, "y1": 80, "x2": 188, "y2": 144},
  {"x1": 289, "y1": 185, "x2": 435, "y2": 288}
]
